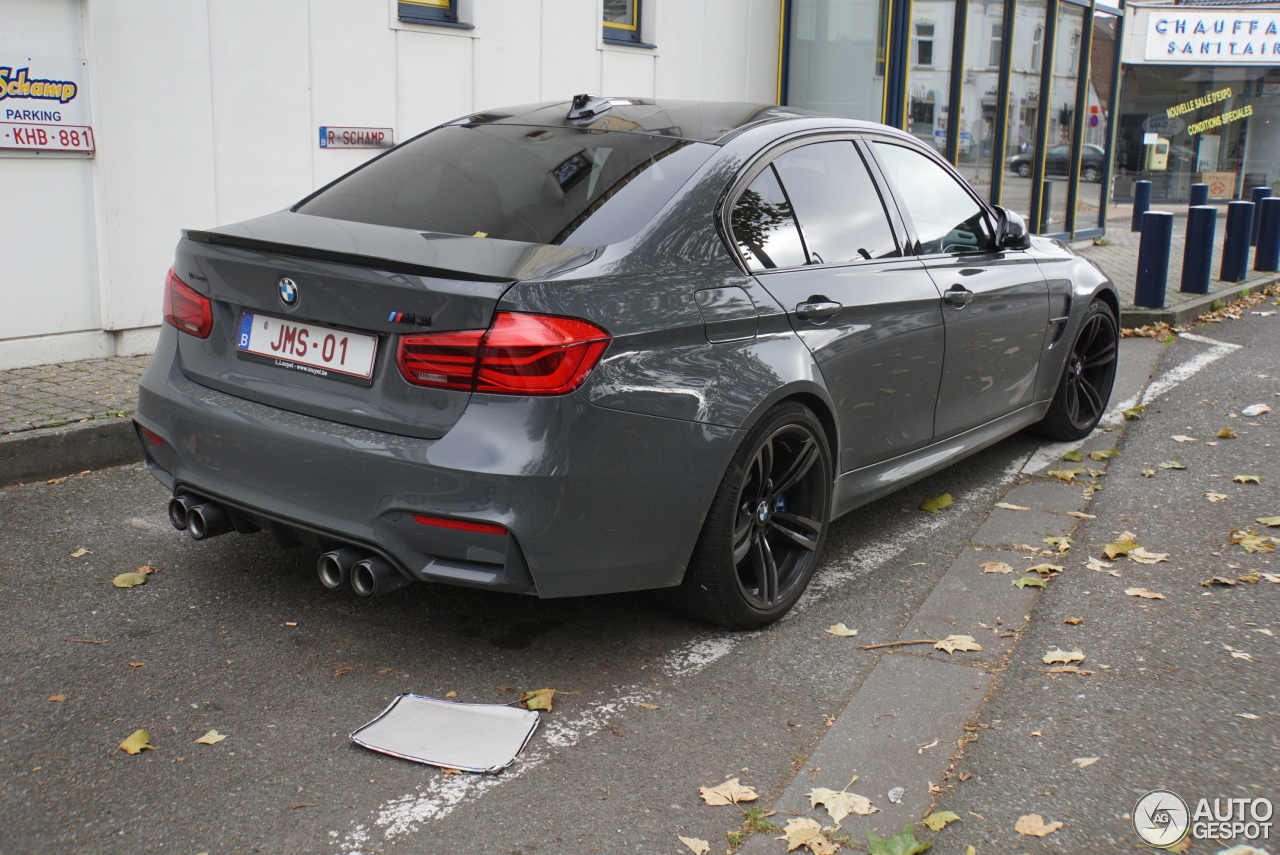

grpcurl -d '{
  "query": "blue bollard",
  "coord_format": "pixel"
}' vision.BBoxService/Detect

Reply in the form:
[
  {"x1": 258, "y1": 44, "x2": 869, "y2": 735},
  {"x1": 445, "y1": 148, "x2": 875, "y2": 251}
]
[
  {"x1": 1221, "y1": 201, "x2": 1255, "y2": 282},
  {"x1": 1181, "y1": 206, "x2": 1217, "y2": 294},
  {"x1": 1135, "y1": 211, "x2": 1174, "y2": 309},
  {"x1": 1189, "y1": 183, "x2": 1209, "y2": 208},
  {"x1": 1131, "y1": 181, "x2": 1152, "y2": 232},
  {"x1": 1250, "y1": 187, "x2": 1273, "y2": 246},
  {"x1": 1040, "y1": 180, "x2": 1054, "y2": 233},
  {"x1": 1254, "y1": 197, "x2": 1280, "y2": 272}
]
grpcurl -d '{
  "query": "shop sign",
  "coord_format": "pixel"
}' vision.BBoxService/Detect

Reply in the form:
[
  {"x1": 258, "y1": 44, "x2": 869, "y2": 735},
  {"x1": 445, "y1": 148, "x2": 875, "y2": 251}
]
[
  {"x1": 1145, "y1": 10, "x2": 1280, "y2": 63},
  {"x1": 1201, "y1": 171, "x2": 1237, "y2": 198},
  {"x1": 0, "y1": 55, "x2": 93, "y2": 152},
  {"x1": 1143, "y1": 115, "x2": 1186, "y2": 136},
  {"x1": 318, "y1": 127, "x2": 394, "y2": 149}
]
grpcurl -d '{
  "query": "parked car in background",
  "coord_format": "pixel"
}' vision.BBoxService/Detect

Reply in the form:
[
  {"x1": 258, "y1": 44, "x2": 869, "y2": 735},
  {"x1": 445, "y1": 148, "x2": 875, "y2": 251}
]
[
  {"x1": 136, "y1": 97, "x2": 1119, "y2": 629},
  {"x1": 1008, "y1": 143, "x2": 1106, "y2": 182}
]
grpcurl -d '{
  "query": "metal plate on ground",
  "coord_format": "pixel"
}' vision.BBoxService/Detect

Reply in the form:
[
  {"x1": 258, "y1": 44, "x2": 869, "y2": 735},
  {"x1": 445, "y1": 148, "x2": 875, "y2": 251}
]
[{"x1": 349, "y1": 694, "x2": 539, "y2": 773}]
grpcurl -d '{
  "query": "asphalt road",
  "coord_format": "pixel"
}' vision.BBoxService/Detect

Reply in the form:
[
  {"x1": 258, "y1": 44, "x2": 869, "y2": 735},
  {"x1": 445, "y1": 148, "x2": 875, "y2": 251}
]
[{"x1": 1, "y1": 311, "x2": 1275, "y2": 855}]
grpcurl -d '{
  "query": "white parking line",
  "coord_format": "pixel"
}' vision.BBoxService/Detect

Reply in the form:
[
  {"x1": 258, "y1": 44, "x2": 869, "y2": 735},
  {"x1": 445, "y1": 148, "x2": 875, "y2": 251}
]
[{"x1": 1140, "y1": 333, "x2": 1241, "y2": 405}]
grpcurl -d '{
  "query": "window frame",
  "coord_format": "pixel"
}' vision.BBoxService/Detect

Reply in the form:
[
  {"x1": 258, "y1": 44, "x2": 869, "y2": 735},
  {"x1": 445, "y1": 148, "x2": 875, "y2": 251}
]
[
  {"x1": 397, "y1": 0, "x2": 462, "y2": 26},
  {"x1": 603, "y1": 0, "x2": 649, "y2": 46},
  {"x1": 915, "y1": 22, "x2": 935, "y2": 67},
  {"x1": 719, "y1": 132, "x2": 910, "y2": 275},
  {"x1": 863, "y1": 134, "x2": 1003, "y2": 260}
]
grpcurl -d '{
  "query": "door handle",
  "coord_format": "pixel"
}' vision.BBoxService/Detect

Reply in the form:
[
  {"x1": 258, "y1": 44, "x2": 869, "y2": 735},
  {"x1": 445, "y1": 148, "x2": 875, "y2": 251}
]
[
  {"x1": 795, "y1": 299, "x2": 842, "y2": 322},
  {"x1": 942, "y1": 285, "x2": 974, "y2": 308}
]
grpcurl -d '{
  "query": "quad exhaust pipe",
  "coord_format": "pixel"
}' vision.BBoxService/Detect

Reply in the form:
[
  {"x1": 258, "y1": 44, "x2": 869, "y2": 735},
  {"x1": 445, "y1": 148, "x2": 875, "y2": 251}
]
[
  {"x1": 351, "y1": 555, "x2": 413, "y2": 598},
  {"x1": 167, "y1": 495, "x2": 232, "y2": 540},
  {"x1": 317, "y1": 547, "x2": 364, "y2": 590}
]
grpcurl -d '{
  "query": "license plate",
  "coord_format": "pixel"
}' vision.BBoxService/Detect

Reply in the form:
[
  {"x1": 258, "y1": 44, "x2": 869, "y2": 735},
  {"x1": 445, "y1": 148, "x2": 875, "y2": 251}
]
[{"x1": 236, "y1": 312, "x2": 378, "y2": 386}]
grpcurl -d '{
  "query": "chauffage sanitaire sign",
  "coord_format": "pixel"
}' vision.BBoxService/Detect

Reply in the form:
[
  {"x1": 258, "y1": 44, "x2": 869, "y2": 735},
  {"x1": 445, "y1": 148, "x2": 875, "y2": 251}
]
[{"x1": 1146, "y1": 9, "x2": 1280, "y2": 62}]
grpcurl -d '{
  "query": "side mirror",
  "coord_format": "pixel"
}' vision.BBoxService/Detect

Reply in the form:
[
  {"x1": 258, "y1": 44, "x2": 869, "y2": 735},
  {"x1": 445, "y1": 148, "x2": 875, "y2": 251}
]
[{"x1": 994, "y1": 206, "x2": 1031, "y2": 250}]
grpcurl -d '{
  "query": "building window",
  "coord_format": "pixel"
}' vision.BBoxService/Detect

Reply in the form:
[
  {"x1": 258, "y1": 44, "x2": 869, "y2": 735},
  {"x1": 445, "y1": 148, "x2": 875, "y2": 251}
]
[
  {"x1": 988, "y1": 22, "x2": 1003, "y2": 68},
  {"x1": 1069, "y1": 30, "x2": 1080, "y2": 68},
  {"x1": 915, "y1": 22, "x2": 934, "y2": 66},
  {"x1": 603, "y1": 0, "x2": 645, "y2": 45},
  {"x1": 398, "y1": 0, "x2": 459, "y2": 26},
  {"x1": 1031, "y1": 25, "x2": 1043, "y2": 70}
]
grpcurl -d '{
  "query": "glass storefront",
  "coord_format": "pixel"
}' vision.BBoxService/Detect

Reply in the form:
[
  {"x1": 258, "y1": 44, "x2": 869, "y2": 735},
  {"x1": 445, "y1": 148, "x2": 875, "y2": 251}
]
[{"x1": 781, "y1": 0, "x2": 1122, "y2": 239}]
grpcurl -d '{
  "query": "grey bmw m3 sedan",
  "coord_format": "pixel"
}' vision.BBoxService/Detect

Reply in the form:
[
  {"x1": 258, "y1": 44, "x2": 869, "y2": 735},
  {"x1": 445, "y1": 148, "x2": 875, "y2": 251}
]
[{"x1": 134, "y1": 96, "x2": 1120, "y2": 629}]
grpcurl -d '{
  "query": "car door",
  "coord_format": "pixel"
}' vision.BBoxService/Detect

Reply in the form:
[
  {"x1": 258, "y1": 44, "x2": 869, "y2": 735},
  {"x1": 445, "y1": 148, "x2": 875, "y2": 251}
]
[
  {"x1": 868, "y1": 139, "x2": 1049, "y2": 440},
  {"x1": 726, "y1": 137, "x2": 945, "y2": 474},
  {"x1": 1046, "y1": 144, "x2": 1070, "y2": 175}
]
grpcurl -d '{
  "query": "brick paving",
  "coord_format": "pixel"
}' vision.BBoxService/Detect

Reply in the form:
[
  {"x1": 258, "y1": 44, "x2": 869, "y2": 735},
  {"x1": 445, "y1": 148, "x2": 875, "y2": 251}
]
[{"x1": 0, "y1": 356, "x2": 149, "y2": 435}]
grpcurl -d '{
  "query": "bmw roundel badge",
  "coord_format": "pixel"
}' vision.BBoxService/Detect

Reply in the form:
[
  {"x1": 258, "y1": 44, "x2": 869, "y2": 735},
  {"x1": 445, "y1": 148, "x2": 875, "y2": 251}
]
[{"x1": 278, "y1": 277, "x2": 299, "y2": 307}]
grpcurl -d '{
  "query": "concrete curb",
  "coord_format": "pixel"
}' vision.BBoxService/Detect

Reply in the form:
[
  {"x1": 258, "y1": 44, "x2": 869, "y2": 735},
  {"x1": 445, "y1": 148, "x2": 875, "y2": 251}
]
[
  {"x1": 1121, "y1": 275, "x2": 1278, "y2": 327},
  {"x1": 0, "y1": 418, "x2": 143, "y2": 488}
]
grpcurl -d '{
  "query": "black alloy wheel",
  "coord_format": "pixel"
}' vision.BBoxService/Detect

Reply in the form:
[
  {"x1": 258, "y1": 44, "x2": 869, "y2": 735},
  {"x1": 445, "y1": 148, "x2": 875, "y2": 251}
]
[
  {"x1": 1082, "y1": 165, "x2": 1101, "y2": 183},
  {"x1": 657, "y1": 402, "x2": 832, "y2": 629},
  {"x1": 1017, "y1": 162, "x2": 1032, "y2": 178},
  {"x1": 1031, "y1": 301, "x2": 1119, "y2": 441}
]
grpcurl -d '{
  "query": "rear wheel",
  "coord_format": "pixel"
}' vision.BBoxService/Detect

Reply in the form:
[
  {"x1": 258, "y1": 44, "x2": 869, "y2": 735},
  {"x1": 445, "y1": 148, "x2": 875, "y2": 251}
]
[
  {"x1": 657, "y1": 402, "x2": 832, "y2": 629},
  {"x1": 1016, "y1": 162, "x2": 1032, "y2": 178},
  {"x1": 1082, "y1": 164, "x2": 1101, "y2": 183},
  {"x1": 1029, "y1": 300, "x2": 1119, "y2": 441}
]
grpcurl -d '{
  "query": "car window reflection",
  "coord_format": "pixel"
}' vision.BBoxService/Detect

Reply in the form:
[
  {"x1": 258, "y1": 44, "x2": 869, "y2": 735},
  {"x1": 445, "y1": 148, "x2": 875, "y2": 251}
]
[{"x1": 731, "y1": 166, "x2": 808, "y2": 270}]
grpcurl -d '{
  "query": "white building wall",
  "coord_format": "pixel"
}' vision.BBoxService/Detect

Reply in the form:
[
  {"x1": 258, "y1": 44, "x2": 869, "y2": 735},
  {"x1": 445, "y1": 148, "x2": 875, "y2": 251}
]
[{"x1": 0, "y1": 0, "x2": 781, "y2": 370}]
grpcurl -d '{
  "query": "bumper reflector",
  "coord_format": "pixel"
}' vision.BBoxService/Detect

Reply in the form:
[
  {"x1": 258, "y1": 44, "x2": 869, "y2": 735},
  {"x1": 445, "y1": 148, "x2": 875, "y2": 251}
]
[{"x1": 412, "y1": 514, "x2": 506, "y2": 535}]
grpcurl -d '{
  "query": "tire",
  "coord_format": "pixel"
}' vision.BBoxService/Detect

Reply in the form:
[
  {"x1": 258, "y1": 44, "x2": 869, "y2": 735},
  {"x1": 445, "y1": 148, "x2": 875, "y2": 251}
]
[
  {"x1": 1029, "y1": 300, "x2": 1119, "y2": 441},
  {"x1": 1017, "y1": 163, "x2": 1032, "y2": 178},
  {"x1": 1082, "y1": 165, "x2": 1101, "y2": 183},
  {"x1": 656, "y1": 402, "x2": 833, "y2": 630}
]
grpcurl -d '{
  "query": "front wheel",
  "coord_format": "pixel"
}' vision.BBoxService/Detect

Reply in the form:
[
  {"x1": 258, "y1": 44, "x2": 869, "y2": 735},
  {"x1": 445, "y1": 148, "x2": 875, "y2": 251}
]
[
  {"x1": 656, "y1": 402, "x2": 832, "y2": 629},
  {"x1": 1016, "y1": 163, "x2": 1032, "y2": 178},
  {"x1": 1029, "y1": 300, "x2": 1119, "y2": 441},
  {"x1": 1082, "y1": 165, "x2": 1101, "y2": 183}
]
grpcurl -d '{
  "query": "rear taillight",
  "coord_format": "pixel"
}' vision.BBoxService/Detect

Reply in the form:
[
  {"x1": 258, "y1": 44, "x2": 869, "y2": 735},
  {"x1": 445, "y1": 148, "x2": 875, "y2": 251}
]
[
  {"x1": 162, "y1": 268, "x2": 213, "y2": 339},
  {"x1": 397, "y1": 312, "x2": 609, "y2": 396}
]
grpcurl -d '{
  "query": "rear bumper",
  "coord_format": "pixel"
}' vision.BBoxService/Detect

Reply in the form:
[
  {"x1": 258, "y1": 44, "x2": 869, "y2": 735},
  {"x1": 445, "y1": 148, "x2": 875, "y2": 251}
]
[{"x1": 135, "y1": 326, "x2": 741, "y2": 598}]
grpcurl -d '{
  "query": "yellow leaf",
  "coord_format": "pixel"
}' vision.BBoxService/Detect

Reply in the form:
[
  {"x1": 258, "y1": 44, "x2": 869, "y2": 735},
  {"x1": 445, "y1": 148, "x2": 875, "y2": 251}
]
[
  {"x1": 1171, "y1": 435, "x2": 1196, "y2": 442},
  {"x1": 1205, "y1": 491, "x2": 1229, "y2": 502},
  {"x1": 1229, "y1": 529, "x2": 1276, "y2": 553},
  {"x1": 119, "y1": 729, "x2": 154, "y2": 755},
  {"x1": 1072, "y1": 757, "x2": 1100, "y2": 767},
  {"x1": 808, "y1": 787, "x2": 878, "y2": 824},
  {"x1": 1102, "y1": 540, "x2": 1139, "y2": 559},
  {"x1": 966, "y1": 848, "x2": 977, "y2": 855},
  {"x1": 698, "y1": 778, "x2": 758, "y2": 806},
  {"x1": 1047, "y1": 665, "x2": 1094, "y2": 675},
  {"x1": 777, "y1": 817, "x2": 835, "y2": 853},
  {"x1": 1122, "y1": 405, "x2": 1145, "y2": 420},
  {"x1": 980, "y1": 561, "x2": 1014, "y2": 574},
  {"x1": 1068, "y1": 511, "x2": 1097, "y2": 518},
  {"x1": 1218, "y1": 427, "x2": 1238, "y2": 438},
  {"x1": 920, "y1": 493, "x2": 953, "y2": 514},
  {"x1": 634, "y1": 702, "x2": 660, "y2": 710},
  {"x1": 1256, "y1": 516, "x2": 1280, "y2": 527},
  {"x1": 1141, "y1": 469, "x2": 1156, "y2": 478},
  {"x1": 48, "y1": 694, "x2": 67, "y2": 702},
  {"x1": 1089, "y1": 450, "x2": 1120, "y2": 461},
  {"x1": 195, "y1": 730, "x2": 226, "y2": 745},
  {"x1": 921, "y1": 810, "x2": 961, "y2": 831},
  {"x1": 1125, "y1": 587, "x2": 1166, "y2": 599},
  {"x1": 444, "y1": 690, "x2": 457, "y2": 698},
  {"x1": 934, "y1": 635, "x2": 983, "y2": 654},
  {"x1": 112, "y1": 572, "x2": 149, "y2": 588},
  {"x1": 520, "y1": 689, "x2": 557, "y2": 711},
  {"x1": 825, "y1": 623, "x2": 858, "y2": 637},
  {"x1": 1233, "y1": 474, "x2": 1261, "y2": 484},
  {"x1": 1027, "y1": 563, "x2": 1065, "y2": 576},
  {"x1": 1013, "y1": 576, "x2": 1046, "y2": 589},
  {"x1": 1236, "y1": 712, "x2": 1260, "y2": 720},
  {"x1": 995, "y1": 502, "x2": 1030, "y2": 511},
  {"x1": 1129, "y1": 547, "x2": 1170, "y2": 564},
  {"x1": 1043, "y1": 647, "x2": 1085, "y2": 665},
  {"x1": 1015, "y1": 814, "x2": 1063, "y2": 836},
  {"x1": 1062, "y1": 450, "x2": 1084, "y2": 461},
  {"x1": 70, "y1": 548, "x2": 89, "y2": 558},
  {"x1": 677, "y1": 836, "x2": 710, "y2": 855},
  {"x1": 1046, "y1": 468, "x2": 1084, "y2": 482}
]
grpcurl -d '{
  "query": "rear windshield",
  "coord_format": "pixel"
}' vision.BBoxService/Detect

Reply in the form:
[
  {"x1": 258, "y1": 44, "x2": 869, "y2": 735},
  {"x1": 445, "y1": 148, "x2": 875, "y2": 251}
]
[{"x1": 296, "y1": 124, "x2": 714, "y2": 246}]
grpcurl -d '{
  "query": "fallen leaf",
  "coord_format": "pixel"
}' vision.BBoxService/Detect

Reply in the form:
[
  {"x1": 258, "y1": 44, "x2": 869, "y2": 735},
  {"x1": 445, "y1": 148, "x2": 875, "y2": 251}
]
[
  {"x1": 1072, "y1": 757, "x2": 1100, "y2": 767},
  {"x1": 1241, "y1": 403, "x2": 1272, "y2": 416},
  {"x1": 778, "y1": 817, "x2": 838, "y2": 854},
  {"x1": 1085, "y1": 556, "x2": 1119, "y2": 576},
  {"x1": 1261, "y1": 573, "x2": 1280, "y2": 583},
  {"x1": 1218, "y1": 427, "x2": 1238, "y2": 438},
  {"x1": 1043, "y1": 536, "x2": 1072, "y2": 548},
  {"x1": 995, "y1": 502, "x2": 1031, "y2": 511},
  {"x1": 826, "y1": 623, "x2": 858, "y2": 637},
  {"x1": 1027, "y1": 563, "x2": 1065, "y2": 576},
  {"x1": 920, "y1": 493, "x2": 953, "y2": 514},
  {"x1": 1141, "y1": 469, "x2": 1156, "y2": 478},
  {"x1": 1201, "y1": 576, "x2": 1239, "y2": 587},
  {"x1": 981, "y1": 561, "x2": 1014, "y2": 574},
  {"x1": 1159, "y1": 458, "x2": 1188, "y2": 470},
  {"x1": 47, "y1": 694, "x2": 67, "y2": 702},
  {"x1": 1062, "y1": 450, "x2": 1084, "y2": 461},
  {"x1": 1126, "y1": 587, "x2": 1166, "y2": 599},
  {"x1": 374, "y1": 667, "x2": 395, "y2": 676},
  {"x1": 1122, "y1": 405, "x2": 1145, "y2": 420},
  {"x1": 1068, "y1": 511, "x2": 1097, "y2": 518},
  {"x1": 1129, "y1": 547, "x2": 1171, "y2": 564},
  {"x1": 1229, "y1": 529, "x2": 1276, "y2": 554},
  {"x1": 1046, "y1": 468, "x2": 1084, "y2": 482},
  {"x1": 112, "y1": 572, "x2": 149, "y2": 588},
  {"x1": 699, "y1": 778, "x2": 758, "y2": 806},
  {"x1": 1255, "y1": 628, "x2": 1274, "y2": 636},
  {"x1": 1015, "y1": 814, "x2": 1063, "y2": 837},
  {"x1": 1172, "y1": 435, "x2": 1196, "y2": 442},
  {"x1": 70, "y1": 548, "x2": 89, "y2": 558},
  {"x1": 332, "y1": 667, "x2": 355, "y2": 677},
  {"x1": 119, "y1": 729, "x2": 154, "y2": 755},
  {"x1": 1089, "y1": 450, "x2": 1120, "y2": 461},
  {"x1": 521, "y1": 689, "x2": 557, "y2": 711},
  {"x1": 1236, "y1": 713, "x2": 1260, "y2": 720},
  {"x1": 1064, "y1": 617, "x2": 1083, "y2": 625},
  {"x1": 677, "y1": 836, "x2": 710, "y2": 855},
  {"x1": 1256, "y1": 516, "x2": 1280, "y2": 527},
  {"x1": 194, "y1": 730, "x2": 226, "y2": 745},
  {"x1": 444, "y1": 690, "x2": 457, "y2": 698},
  {"x1": 1231, "y1": 650, "x2": 1253, "y2": 661},
  {"x1": 1046, "y1": 665, "x2": 1094, "y2": 675},
  {"x1": 934, "y1": 635, "x2": 983, "y2": 654},
  {"x1": 866, "y1": 824, "x2": 932, "y2": 855},
  {"x1": 808, "y1": 787, "x2": 878, "y2": 824},
  {"x1": 1043, "y1": 647, "x2": 1085, "y2": 664},
  {"x1": 1206, "y1": 491, "x2": 1230, "y2": 502},
  {"x1": 920, "y1": 810, "x2": 961, "y2": 831},
  {"x1": 1233, "y1": 474, "x2": 1261, "y2": 484},
  {"x1": 635, "y1": 702, "x2": 659, "y2": 710},
  {"x1": 1013, "y1": 576, "x2": 1046, "y2": 589},
  {"x1": 287, "y1": 803, "x2": 318, "y2": 809},
  {"x1": 1103, "y1": 540, "x2": 1139, "y2": 559}
]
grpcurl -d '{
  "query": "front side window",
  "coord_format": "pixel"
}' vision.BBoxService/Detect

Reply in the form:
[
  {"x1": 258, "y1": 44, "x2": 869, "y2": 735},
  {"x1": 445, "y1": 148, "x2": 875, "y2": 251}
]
[
  {"x1": 873, "y1": 142, "x2": 997, "y2": 255},
  {"x1": 604, "y1": 0, "x2": 644, "y2": 44},
  {"x1": 398, "y1": 0, "x2": 457, "y2": 25},
  {"x1": 731, "y1": 167, "x2": 808, "y2": 270},
  {"x1": 771, "y1": 141, "x2": 899, "y2": 264}
]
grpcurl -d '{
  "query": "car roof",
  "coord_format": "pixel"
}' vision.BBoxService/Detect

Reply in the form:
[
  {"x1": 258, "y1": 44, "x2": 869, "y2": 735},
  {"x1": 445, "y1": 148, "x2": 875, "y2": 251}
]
[{"x1": 444, "y1": 97, "x2": 896, "y2": 144}]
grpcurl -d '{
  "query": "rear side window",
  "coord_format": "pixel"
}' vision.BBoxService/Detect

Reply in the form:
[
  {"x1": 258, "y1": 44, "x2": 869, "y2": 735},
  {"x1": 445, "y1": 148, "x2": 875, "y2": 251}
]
[
  {"x1": 873, "y1": 142, "x2": 997, "y2": 255},
  {"x1": 731, "y1": 166, "x2": 808, "y2": 270},
  {"x1": 296, "y1": 124, "x2": 713, "y2": 246},
  {"x1": 771, "y1": 141, "x2": 899, "y2": 264}
]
